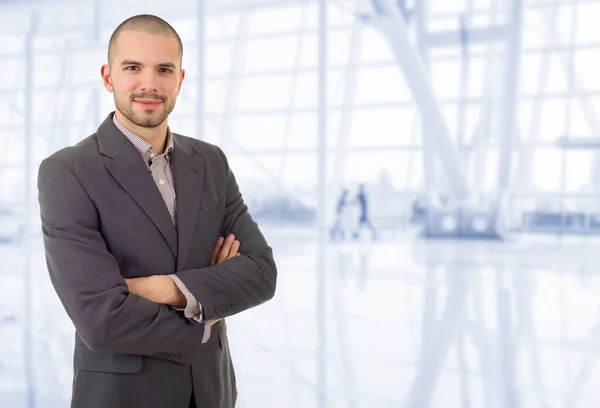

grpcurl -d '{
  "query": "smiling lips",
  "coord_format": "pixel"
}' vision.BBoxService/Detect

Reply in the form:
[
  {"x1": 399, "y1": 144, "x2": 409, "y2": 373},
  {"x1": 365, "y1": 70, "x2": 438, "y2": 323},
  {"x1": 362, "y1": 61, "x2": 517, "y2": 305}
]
[{"x1": 134, "y1": 98, "x2": 163, "y2": 108}]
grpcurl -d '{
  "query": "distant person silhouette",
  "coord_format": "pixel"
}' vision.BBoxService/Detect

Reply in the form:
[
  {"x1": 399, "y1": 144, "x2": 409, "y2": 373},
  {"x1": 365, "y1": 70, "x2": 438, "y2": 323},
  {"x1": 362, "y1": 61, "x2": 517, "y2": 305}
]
[
  {"x1": 330, "y1": 188, "x2": 350, "y2": 241},
  {"x1": 353, "y1": 183, "x2": 377, "y2": 241}
]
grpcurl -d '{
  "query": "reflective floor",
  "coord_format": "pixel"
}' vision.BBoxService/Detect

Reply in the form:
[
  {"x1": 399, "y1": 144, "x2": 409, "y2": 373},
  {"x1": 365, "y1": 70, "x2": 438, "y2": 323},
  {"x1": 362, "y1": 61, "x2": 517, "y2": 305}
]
[{"x1": 2, "y1": 228, "x2": 600, "y2": 407}]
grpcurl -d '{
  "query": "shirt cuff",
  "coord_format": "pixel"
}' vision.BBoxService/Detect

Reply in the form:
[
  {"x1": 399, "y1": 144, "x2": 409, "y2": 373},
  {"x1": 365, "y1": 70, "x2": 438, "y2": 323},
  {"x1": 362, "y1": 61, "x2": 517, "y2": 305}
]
[
  {"x1": 169, "y1": 275, "x2": 203, "y2": 323},
  {"x1": 202, "y1": 322, "x2": 212, "y2": 344}
]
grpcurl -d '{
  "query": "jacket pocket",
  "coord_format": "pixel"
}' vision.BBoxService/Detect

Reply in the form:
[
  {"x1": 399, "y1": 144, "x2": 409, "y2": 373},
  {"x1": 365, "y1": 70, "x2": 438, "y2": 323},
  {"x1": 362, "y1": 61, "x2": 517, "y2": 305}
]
[{"x1": 75, "y1": 336, "x2": 143, "y2": 374}]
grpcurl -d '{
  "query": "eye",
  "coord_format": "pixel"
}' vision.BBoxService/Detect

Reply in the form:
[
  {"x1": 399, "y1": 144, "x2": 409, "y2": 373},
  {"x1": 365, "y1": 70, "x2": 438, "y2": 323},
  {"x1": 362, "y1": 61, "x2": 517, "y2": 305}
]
[
  {"x1": 159, "y1": 68, "x2": 173, "y2": 73},
  {"x1": 125, "y1": 66, "x2": 139, "y2": 71}
]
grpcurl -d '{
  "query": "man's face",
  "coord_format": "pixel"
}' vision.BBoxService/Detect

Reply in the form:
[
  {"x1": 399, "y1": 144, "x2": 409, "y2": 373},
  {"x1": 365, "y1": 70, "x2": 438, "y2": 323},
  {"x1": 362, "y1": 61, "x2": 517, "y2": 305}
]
[{"x1": 101, "y1": 30, "x2": 185, "y2": 128}]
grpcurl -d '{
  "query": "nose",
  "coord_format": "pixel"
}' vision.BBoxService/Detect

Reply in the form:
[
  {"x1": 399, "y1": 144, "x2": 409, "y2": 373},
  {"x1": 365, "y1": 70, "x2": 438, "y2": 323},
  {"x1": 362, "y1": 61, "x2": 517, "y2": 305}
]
[{"x1": 139, "y1": 70, "x2": 159, "y2": 93}]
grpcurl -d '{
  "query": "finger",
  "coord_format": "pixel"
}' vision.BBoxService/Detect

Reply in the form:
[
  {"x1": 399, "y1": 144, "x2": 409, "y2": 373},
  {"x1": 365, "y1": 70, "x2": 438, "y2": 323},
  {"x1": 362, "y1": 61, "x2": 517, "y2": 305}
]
[
  {"x1": 210, "y1": 236, "x2": 224, "y2": 266},
  {"x1": 218, "y1": 234, "x2": 235, "y2": 264},
  {"x1": 217, "y1": 235, "x2": 234, "y2": 263},
  {"x1": 210, "y1": 237, "x2": 225, "y2": 265},
  {"x1": 228, "y1": 240, "x2": 240, "y2": 260}
]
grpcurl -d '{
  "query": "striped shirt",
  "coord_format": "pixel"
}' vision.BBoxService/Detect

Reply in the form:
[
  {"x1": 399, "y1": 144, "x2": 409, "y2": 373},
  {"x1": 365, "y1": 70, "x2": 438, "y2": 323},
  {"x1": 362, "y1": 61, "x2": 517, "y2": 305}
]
[
  {"x1": 113, "y1": 114, "x2": 177, "y2": 224},
  {"x1": 113, "y1": 114, "x2": 211, "y2": 343}
]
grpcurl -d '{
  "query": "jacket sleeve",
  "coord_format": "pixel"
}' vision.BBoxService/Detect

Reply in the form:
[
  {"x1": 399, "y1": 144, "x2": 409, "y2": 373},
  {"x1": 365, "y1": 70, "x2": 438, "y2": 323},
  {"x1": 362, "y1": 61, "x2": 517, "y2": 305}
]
[
  {"x1": 173, "y1": 146, "x2": 277, "y2": 321},
  {"x1": 38, "y1": 156, "x2": 205, "y2": 365}
]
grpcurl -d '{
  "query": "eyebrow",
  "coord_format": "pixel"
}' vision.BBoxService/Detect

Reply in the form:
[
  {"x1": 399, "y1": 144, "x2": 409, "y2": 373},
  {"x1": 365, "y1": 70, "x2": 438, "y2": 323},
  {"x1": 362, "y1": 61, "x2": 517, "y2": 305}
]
[{"x1": 120, "y1": 60, "x2": 176, "y2": 69}]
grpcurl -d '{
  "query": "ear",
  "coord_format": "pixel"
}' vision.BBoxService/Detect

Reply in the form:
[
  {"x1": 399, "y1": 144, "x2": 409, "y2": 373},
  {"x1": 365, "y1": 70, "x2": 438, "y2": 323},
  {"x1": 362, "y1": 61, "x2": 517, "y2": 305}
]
[
  {"x1": 100, "y1": 64, "x2": 113, "y2": 92},
  {"x1": 177, "y1": 68, "x2": 185, "y2": 95}
]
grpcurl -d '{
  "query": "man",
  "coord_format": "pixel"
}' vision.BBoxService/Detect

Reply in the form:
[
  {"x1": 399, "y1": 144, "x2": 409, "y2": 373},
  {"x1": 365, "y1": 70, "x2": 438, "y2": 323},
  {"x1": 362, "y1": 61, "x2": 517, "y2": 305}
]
[{"x1": 37, "y1": 14, "x2": 277, "y2": 408}]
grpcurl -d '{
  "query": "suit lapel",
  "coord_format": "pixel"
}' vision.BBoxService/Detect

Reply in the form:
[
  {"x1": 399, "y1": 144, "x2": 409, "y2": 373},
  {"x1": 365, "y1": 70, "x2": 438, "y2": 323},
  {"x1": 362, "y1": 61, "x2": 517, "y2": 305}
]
[
  {"x1": 171, "y1": 136, "x2": 204, "y2": 272},
  {"x1": 105, "y1": 146, "x2": 179, "y2": 259},
  {"x1": 98, "y1": 113, "x2": 178, "y2": 260}
]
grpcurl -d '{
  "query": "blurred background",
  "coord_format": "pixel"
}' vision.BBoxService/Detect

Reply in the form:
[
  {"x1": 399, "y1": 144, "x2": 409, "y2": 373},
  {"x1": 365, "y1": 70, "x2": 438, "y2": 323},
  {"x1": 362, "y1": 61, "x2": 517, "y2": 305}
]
[{"x1": 2, "y1": 0, "x2": 600, "y2": 407}]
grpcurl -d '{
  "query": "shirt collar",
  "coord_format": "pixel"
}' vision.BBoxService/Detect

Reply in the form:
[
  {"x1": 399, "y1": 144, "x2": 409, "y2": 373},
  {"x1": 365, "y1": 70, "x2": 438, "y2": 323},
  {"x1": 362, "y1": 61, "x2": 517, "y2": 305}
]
[{"x1": 112, "y1": 113, "x2": 174, "y2": 162}]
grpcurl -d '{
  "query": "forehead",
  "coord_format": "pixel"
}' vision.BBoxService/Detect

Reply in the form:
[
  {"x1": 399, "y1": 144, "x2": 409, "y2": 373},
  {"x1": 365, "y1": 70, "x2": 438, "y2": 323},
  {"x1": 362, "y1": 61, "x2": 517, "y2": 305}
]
[{"x1": 113, "y1": 30, "x2": 180, "y2": 64}]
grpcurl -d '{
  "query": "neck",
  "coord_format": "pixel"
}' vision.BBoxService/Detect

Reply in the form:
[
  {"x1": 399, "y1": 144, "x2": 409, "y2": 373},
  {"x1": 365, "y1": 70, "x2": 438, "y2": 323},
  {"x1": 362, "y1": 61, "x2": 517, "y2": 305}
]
[{"x1": 115, "y1": 110, "x2": 168, "y2": 154}]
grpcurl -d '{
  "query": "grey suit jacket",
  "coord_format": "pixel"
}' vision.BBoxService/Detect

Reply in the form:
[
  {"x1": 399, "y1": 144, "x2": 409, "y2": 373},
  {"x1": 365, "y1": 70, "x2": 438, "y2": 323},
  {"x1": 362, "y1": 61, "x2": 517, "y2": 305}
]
[{"x1": 37, "y1": 112, "x2": 277, "y2": 408}]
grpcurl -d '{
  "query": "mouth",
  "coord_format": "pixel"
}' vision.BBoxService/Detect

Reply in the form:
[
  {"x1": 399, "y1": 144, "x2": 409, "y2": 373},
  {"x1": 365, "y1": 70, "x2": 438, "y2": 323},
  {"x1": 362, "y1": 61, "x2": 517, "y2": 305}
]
[{"x1": 133, "y1": 98, "x2": 163, "y2": 108}]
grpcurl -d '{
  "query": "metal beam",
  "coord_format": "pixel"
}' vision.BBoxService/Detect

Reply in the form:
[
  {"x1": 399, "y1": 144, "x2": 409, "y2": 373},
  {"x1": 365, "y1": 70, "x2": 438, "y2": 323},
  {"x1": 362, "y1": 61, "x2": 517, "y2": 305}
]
[
  {"x1": 196, "y1": 0, "x2": 205, "y2": 140},
  {"x1": 23, "y1": 11, "x2": 36, "y2": 408},
  {"x1": 424, "y1": 25, "x2": 509, "y2": 48},
  {"x1": 368, "y1": 0, "x2": 470, "y2": 199},
  {"x1": 0, "y1": 0, "x2": 315, "y2": 37},
  {"x1": 540, "y1": 11, "x2": 600, "y2": 137},
  {"x1": 316, "y1": 2, "x2": 327, "y2": 408},
  {"x1": 510, "y1": 5, "x2": 557, "y2": 194},
  {"x1": 414, "y1": 0, "x2": 436, "y2": 198},
  {"x1": 497, "y1": 0, "x2": 524, "y2": 192},
  {"x1": 277, "y1": 4, "x2": 309, "y2": 194},
  {"x1": 218, "y1": 9, "x2": 249, "y2": 148},
  {"x1": 557, "y1": 137, "x2": 600, "y2": 149},
  {"x1": 332, "y1": 19, "x2": 363, "y2": 188},
  {"x1": 91, "y1": 0, "x2": 101, "y2": 128}
]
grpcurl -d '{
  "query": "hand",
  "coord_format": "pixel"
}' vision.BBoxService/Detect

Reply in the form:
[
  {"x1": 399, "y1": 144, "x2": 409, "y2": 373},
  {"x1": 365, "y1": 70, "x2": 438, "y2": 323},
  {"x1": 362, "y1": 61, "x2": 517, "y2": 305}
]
[
  {"x1": 125, "y1": 235, "x2": 240, "y2": 318},
  {"x1": 205, "y1": 234, "x2": 240, "y2": 327},
  {"x1": 210, "y1": 234, "x2": 240, "y2": 266},
  {"x1": 125, "y1": 275, "x2": 186, "y2": 308}
]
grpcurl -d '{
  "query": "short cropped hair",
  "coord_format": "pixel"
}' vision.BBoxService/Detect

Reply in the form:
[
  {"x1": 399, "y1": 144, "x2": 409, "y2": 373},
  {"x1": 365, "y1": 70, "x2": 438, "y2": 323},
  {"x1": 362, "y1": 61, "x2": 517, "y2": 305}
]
[{"x1": 107, "y1": 14, "x2": 183, "y2": 66}]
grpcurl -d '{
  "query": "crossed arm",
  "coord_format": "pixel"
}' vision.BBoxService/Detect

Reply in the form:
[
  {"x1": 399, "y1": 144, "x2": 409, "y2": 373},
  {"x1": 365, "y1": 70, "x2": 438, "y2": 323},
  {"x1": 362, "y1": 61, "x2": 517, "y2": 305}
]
[
  {"x1": 38, "y1": 152, "x2": 277, "y2": 365},
  {"x1": 125, "y1": 234, "x2": 241, "y2": 328}
]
